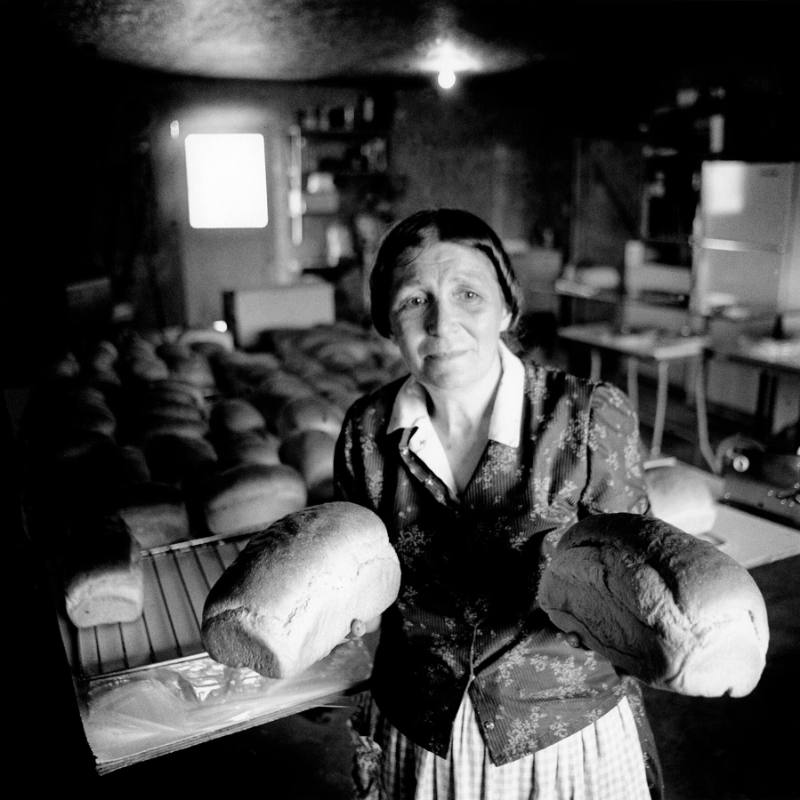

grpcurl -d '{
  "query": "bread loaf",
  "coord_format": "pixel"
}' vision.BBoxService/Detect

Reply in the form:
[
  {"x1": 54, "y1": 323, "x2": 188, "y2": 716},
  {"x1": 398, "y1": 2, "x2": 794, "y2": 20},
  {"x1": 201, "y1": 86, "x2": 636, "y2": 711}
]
[
  {"x1": 201, "y1": 463, "x2": 308, "y2": 536},
  {"x1": 278, "y1": 429, "x2": 337, "y2": 503},
  {"x1": 144, "y1": 433, "x2": 218, "y2": 486},
  {"x1": 116, "y1": 482, "x2": 191, "y2": 548},
  {"x1": 215, "y1": 430, "x2": 281, "y2": 467},
  {"x1": 140, "y1": 415, "x2": 209, "y2": 442},
  {"x1": 177, "y1": 327, "x2": 235, "y2": 353},
  {"x1": 169, "y1": 353, "x2": 215, "y2": 390},
  {"x1": 118, "y1": 445, "x2": 152, "y2": 485},
  {"x1": 209, "y1": 398, "x2": 265, "y2": 435},
  {"x1": 126, "y1": 356, "x2": 170, "y2": 382},
  {"x1": 202, "y1": 501, "x2": 401, "y2": 678},
  {"x1": 537, "y1": 513, "x2": 769, "y2": 697},
  {"x1": 67, "y1": 393, "x2": 117, "y2": 439},
  {"x1": 87, "y1": 340, "x2": 118, "y2": 373},
  {"x1": 63, "y1": 514, "x2": 144, "y2": 628},
  {"x1": 141, "y1": 399, "x2": 205, "y2": 422},
  {"x1": 275, "y1": 395, "x2": 345, "y2": 439},
  {"x1": 156, "y1": 341, "x2": 194, "y2": 365},
  {"x1": 645, "y1": 465, "x2": 718, "y2": 534},
  {"x1": 144, "y1": 378, "x2": 207, "y2": 409}
]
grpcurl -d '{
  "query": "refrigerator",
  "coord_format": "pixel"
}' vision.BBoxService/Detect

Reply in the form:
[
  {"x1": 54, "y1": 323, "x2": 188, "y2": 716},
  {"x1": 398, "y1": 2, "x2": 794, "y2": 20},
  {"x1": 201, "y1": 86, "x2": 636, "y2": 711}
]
[
  {"x1": 693, "y1": 161, "x2": 800, "y2": 317},
  {"x1": 692, "y1": 161, "x2": 800, "y2": 426}
]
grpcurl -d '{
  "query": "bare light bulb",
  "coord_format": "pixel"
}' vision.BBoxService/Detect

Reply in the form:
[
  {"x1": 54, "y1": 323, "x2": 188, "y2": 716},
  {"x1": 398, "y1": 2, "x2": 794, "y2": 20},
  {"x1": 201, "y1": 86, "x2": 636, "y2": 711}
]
[{"x1": 437, "y1": 69, "x2": 457, "y2": 90}]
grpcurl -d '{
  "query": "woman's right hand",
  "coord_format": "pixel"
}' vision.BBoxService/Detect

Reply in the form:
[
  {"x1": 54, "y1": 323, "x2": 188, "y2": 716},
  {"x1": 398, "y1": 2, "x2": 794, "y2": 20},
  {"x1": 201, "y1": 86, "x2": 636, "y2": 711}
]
[{"x1": 565, "y1": 632, "x2": 586, "y2": 649}]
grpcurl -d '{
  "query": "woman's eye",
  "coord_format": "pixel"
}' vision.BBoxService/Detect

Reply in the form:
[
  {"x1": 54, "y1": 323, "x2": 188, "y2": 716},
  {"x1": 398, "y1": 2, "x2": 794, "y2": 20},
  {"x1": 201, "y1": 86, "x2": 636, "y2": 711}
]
[
  {"x1": 396, "y1": 295, "x2": 426, "y2": 312},
  {"x1": 459, "y1": 289, "x2": 480, "y2": 301}
]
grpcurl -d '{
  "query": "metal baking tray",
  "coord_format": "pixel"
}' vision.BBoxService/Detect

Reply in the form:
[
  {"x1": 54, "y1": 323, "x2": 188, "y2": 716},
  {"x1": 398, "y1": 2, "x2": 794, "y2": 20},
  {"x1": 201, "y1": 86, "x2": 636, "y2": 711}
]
[
  {"x1": 61, "y1": 532, "x2": 251, "y2": 684},
  {"x1": 56, "y1": 531, "x2": 373, "y2": 773}
]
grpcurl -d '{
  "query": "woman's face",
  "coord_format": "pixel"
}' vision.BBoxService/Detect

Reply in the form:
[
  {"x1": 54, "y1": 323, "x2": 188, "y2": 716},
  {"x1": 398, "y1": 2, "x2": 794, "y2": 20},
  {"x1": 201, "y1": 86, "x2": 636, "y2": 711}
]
[{"x1": 388, "y1": 241, "x2": 511, "y2": 391}]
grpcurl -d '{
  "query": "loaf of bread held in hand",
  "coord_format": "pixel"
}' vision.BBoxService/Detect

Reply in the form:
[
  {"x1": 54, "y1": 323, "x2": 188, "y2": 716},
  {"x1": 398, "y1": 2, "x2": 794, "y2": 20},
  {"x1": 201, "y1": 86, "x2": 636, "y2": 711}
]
[
  {"x1": 63, "y1": 514, "x2": 144, "y2": 628},
  {"x1": 536, "y1": 513, "x2": 769, "y2": 697},
  {"x1": 202, "y1": 501, "x2": 401, "y2": 678}
]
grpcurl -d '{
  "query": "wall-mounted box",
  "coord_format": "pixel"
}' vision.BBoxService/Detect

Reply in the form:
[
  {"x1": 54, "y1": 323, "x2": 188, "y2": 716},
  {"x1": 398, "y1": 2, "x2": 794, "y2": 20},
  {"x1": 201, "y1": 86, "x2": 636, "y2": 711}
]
[{"x1": 224, "y1": 279, "x2": 335, "y2": 349}]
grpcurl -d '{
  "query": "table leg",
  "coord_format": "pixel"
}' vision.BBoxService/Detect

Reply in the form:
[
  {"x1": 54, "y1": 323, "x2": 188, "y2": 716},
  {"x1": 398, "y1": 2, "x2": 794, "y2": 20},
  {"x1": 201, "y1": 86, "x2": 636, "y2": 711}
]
[
  {"x1": 694, "y1": 355, "x2": 719, "y2": 472},
  {"x1": 755, "y1": 371, "x2": 774, "y2": 440},
  {"x1": 651, "y1": 360, "x2": 669, "y2": 457},
  {"x1": 626, "y1": 357, "x2": 639, "y2": 412},
  {"x1": 589, "y1": 349, "x2": 601, "y2": 382}
]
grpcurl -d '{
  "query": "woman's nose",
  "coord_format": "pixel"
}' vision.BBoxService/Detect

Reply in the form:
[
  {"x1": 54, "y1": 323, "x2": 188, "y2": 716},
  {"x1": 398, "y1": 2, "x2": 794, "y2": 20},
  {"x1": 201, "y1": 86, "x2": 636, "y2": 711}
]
[{"x1": 424, "y1": 297, "x2": 458, "y2": 335}]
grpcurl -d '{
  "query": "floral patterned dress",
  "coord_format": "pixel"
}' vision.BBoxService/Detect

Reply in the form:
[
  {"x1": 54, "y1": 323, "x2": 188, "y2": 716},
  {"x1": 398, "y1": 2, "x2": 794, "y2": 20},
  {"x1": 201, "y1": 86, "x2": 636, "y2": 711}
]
[{"x1": 334, "y1": 344, "x2": 662, "y2": 799}]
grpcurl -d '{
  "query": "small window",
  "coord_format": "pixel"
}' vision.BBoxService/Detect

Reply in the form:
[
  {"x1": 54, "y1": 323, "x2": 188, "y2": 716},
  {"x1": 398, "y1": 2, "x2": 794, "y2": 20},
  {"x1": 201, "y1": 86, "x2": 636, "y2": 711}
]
[{"x1": 185, "y1": 133, "x2": 268, "y2": 229}]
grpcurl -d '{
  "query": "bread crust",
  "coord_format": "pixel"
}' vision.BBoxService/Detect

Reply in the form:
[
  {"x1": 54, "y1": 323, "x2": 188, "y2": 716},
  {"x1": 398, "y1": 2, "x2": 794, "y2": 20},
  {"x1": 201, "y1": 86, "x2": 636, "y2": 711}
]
[
  {"x1": 645, "y1": 465, "x2": 718, "y2": 534},
  {"x1": 215, "y1": 430, "x2": 281, "y2": 467},
  {"x1": 278, "y1": 429, "x2": 337, "y2": 501},
  {"x1": 116, "y1": 482, "x2": 191, "y2": 548},
  {"x1": 201, "y1": 463, "x2": 308, "y2": 535},
  {"x1": 202, "y1": 502, "x2": 401, "y2": 678},
  {"x1": 275, "y1": 395, "x2": 345, "y2": 439},
  {"x1": 537, "y1": 513, "x2": 769, "y2": 697},
  {"x1": 63, "y1": 515, "x2": 144, "y2": 628},
  {"x1": 209, "y1": 398, "x2": 266, "y2": 435}
]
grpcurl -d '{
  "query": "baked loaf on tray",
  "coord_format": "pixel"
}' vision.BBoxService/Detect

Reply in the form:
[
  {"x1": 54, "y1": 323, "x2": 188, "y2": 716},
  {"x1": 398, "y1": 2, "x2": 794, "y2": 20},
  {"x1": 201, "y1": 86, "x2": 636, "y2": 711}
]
[
  {"x1": 537, "y1": 513, "x2": 769, "y2": 697},
  {"x1": 115, "y1": 482, "x2": 191, "y2": 549},
  {"x1": 202, "y1": 501, "x2": 401, "y2": 678},
  {"x1": 63, "y1": 514, "x2": 144, "y2": 628}
]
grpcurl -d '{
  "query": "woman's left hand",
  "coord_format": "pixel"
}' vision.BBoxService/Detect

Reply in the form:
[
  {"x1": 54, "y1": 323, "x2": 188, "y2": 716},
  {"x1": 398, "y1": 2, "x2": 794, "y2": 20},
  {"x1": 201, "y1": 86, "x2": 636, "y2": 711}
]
[{"x1": 346, "y1": 616, "x2": 382, "y2": 640}]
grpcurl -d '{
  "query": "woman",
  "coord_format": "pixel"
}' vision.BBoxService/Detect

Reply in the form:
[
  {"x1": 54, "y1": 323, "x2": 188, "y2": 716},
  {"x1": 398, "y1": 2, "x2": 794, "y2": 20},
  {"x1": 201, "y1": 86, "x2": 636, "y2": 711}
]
[{"x1": 334, "y1": 208, "x2": 662, "y2": 800}]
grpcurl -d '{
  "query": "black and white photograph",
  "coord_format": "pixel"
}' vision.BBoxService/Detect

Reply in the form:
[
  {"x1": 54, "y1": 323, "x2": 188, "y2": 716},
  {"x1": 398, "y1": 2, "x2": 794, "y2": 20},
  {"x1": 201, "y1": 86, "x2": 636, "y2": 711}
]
[{"x1": 3, "y1": 2, "x2": 798, "y2": 798}]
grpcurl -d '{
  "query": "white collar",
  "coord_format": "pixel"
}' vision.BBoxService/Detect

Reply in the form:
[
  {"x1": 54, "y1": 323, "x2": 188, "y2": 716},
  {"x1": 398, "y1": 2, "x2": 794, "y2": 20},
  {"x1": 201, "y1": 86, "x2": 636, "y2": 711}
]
[{"x1": 387, "y1": 342, "x2": 525, "y2": 496}]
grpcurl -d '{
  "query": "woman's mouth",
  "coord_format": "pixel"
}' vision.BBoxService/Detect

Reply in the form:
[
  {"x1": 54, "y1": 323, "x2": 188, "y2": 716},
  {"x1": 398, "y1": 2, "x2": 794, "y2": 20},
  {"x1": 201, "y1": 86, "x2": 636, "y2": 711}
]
[{"x1": 423, "y1": 348, "x2": 466, "y2": 360}]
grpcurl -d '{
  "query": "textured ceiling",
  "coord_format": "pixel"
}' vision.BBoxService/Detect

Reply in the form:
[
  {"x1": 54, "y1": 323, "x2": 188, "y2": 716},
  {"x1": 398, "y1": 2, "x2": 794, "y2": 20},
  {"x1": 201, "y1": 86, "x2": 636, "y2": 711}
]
[
  {"x1": 37, "y1": 0, "x2": 559, "y2": 81},
  {"x1": 31, "y1": 1, "x2": 798, "y2": 89}
]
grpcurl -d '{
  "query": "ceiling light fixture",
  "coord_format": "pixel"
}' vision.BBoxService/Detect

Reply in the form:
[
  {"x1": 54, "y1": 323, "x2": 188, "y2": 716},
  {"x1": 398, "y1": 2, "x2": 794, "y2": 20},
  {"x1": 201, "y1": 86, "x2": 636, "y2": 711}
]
[
  {"x1": 422, "y1": 38, "x2": 479, "y2": 91},
  {"x1": 437, "y1": 69, "x2": 457, "y2": 90}
]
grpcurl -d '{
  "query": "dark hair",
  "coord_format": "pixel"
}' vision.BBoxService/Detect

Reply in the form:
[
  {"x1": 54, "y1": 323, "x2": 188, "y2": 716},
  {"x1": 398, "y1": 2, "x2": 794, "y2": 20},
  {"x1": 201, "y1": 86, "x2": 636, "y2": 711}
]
[{"x1": 369, "y1": 208, "x2": 523, "y2": 338}]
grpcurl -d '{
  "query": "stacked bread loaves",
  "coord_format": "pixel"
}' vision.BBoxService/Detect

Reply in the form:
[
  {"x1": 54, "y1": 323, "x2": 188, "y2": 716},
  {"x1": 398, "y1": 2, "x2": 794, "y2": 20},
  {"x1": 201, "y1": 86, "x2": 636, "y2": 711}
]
[
  {"x1": 537, "y1": 513, "x2": 769, "y2": 697},
  {"x1": 202, "y1": 501, "x2": 401, "y2": 678},
  {"x1": 26, "y1": 323, "x2": 409, "y2": 636}
]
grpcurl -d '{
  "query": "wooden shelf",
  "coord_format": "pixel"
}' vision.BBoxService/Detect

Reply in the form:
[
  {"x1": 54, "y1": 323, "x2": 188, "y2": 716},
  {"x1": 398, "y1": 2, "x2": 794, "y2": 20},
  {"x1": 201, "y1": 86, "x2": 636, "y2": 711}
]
[
  {"x1": 292, "y1": 126, "x2": 389, "y2": 140},
  {"x1": 288, "y1": 118, "x2": 401, "y2": 252}
]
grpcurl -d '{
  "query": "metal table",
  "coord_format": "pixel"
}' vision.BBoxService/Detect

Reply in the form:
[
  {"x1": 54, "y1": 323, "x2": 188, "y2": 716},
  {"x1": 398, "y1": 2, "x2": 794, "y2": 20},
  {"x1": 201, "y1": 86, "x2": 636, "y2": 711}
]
[
  {"x1": 557, "y1": 323, "x2": 715, "y2": 467},
  {"x1": 705, "y1": 336, "x2": 800, "y2": 445}
]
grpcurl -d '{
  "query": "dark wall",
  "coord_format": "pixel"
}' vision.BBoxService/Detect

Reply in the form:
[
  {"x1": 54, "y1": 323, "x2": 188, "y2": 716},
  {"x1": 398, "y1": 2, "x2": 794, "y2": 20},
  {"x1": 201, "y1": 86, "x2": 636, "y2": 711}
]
[
  {"x1": 4, "y1": 28, "x2": 171, "y2": 383},
  {"x1": 393, "y1": 79, "x2": 574, "y2": 250},
  {"x1": 5, "y1": 5, "x2": 799, "y2": 384}
]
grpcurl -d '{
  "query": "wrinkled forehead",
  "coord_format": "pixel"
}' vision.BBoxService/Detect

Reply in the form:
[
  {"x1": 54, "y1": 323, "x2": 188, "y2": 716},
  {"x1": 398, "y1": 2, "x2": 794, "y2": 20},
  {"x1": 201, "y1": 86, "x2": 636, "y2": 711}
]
[{"x1": 390, "y1": 241, "x2": 499, "y2": 292}]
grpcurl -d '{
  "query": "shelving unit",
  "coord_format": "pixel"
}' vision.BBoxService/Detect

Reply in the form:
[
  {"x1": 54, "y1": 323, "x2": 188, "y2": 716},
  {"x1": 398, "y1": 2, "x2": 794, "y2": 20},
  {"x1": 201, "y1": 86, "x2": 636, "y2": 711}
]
[
  {"x1": 288, "y1": 123, "x2": 404, "y2": 270},
  {"x1": 638, "y1": 146, "x2": 700, "y2": 269}
]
